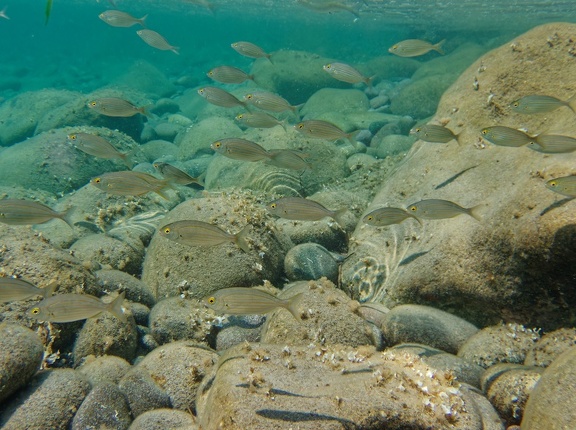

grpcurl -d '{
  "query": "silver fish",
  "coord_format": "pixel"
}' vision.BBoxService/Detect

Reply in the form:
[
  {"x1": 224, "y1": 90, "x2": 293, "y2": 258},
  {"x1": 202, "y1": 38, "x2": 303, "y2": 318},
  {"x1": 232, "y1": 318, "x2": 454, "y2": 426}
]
[
  {"x1": 528, "y1": 134, "x2": 576, "y2": 153},
  {"x1": 204, "y1": 287, "x2": 303, "y2": 321},
  {"x1": 510, "y1": 95, "x2": 576, "y2": 114},
  {"x1": 235, "y1": 112, "x2": 287, "y2": 131},
  {"x1": 0, "y1": 278, "x2": 56, "y2": 303},
  {"x1": 91, "y1": 171, "x2": 174, "y2": 200},
  {"x1": 406, "y1": 199, "x2": 482, "y2": 222},
  {"x1": 323, "y1": 62, "x2": 372, "y2": 86},
  {"x1": 159, "y1": 220, "x2": 251, "y2": 253},
  {"x1": 244, "y1": 91, "x2": 298, "y2": 113},
  {"x1": 198, "y1": 86, "x2": 247, "y2": 109},
  {"x1": 389, "y1": 39, "x2": 446, "y2": 57},
  {"x1": 363, "y1": 207, "x2": 422, "y2": 226},
  {"x1": 546, "y1": 176, "x2": 576, "y2": 197},
  {"x1": 211, "y1": 138, "x2": 270, "y2": 162},
  {"x1": 67, "y1": 132, "x2": 133, "y2": 168},
  {"x1": 207, "y1": 66, "x2": 254, "y2": 84},
  {"x1": 88, "y1": 97, "x2": 148, "y2": 117},
  {"x1": 480, "y1": 126, "x2": 534, "y2": 147},
  {"x1": 0, "y1": 199, "x2": 74, "y2": 228},
  {"x1": 294, "y1": 120, "x2": 356, "y2": 143},
  {"x1": 28, "y1": 292, "x2": 126, "y2": 323},
  {"x1": 296, "y1": 0, "x2": 360, "y2": 18},
  {"x1": 267, "y1": 197, "x2": 346, "y2": 225},
  {"x1": 137, "y1": 29, "x2": 179, "y2": 55},
  {"x1": 266, "y1": 150, "x2": 311, "y2": 170},
  {"x1": 0, "y1": 6, "x2": 9, "y2": 19},
  {"x1": 99, "y1": 10, "x2": 147, "y2": 27},
  {"x1": 231, "y1": 41, "x2": 271, "y2": 61},
  {"x1": 410, "y1": 124, "x2": 460, "y2": 144},
  {"x1": 153, "y1": 162, "x2": 204, "y2": 186}
]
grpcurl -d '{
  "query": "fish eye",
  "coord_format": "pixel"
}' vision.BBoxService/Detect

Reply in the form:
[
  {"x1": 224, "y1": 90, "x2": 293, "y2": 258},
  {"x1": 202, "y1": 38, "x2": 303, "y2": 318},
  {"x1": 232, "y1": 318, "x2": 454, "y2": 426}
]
[
  {"x1": 214, "y1": 142, "x2": 221, "y2": 148},
  {"x1": 270, "y1": 203, "x2": 277, "y2": 209},
  {"x1": 164, "y1": 227, "x2": 171, "y2": 234},
  {"x1": 367, "y1": 216, "x2": 373, "y2": 221},
  {"x1": 549, "y1": 181, "x2": 558, "y2": 187},
  {"x1": 246, "y1": 94, "x2": 253, "y2": 100},
  {"x1": 481, "y1": 129, "x2": 488, "y2": 135},
  {"x1": 325, "y1": 64, "x2": 331, "y2": 69},
  {"x1": 415, "y1": 128, "x2": 421, "y2": 133},
  {"x1": 90, "y1": 101, "x2": 97, "y2": 107},
  {"x1": 409, "y1": 206, "x2": 417, "y2": 212},
  {"x1": 208, "y1": 297, "x2": 215, "y2": 304},
  {"x1": 69, "y1": 134, "x2": 77, "y2": 140},
  {"x1": 208, "y1": 71, "x2": 213, "y2": 76},
  {"x1": 199, "y1": 89, "x2": 204, "y2": 94},
  {"x1": 94, "y1": 177, "x2": 101, "y2": 184},
  {"x1": 513, "y1": 101, "x2": 519, "y2": 107},
  {"x1": 31, "y1": 308, "x2": 40, "y2": 315},
  {"x1": 237, "y1": 114, "x2": 243, "y2": 119},
  {"x1": 297, "y1": 124, "x2": 304, "y2": 129},
  {"x1": 392, "y1": 45, "x2": 398, "y2": 50}
]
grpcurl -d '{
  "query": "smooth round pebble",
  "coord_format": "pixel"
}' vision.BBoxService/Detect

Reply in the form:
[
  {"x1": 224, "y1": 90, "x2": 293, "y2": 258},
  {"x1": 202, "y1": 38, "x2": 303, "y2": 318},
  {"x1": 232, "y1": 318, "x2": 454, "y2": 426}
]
[
  {"x1": 119, "y1": 371, "x2": 172, "y2": 418},
  {"x1": 521, "y1": 346, "x2": 576, "y2": 429},
  {"x1": 0, "y1": 369, "x2": 91, "y2": 430},
  {"x1": 77, "y1": 354, "x2": 132, "y2": 385},
  {"x1": 149, "y1": 297, "x2": 217, "y2": 346},
  {"x1": 274, "y1": 218, "x2": 349, "y2": 252},
  {"x1": 523, "y1": 327, "x2": 576, "y2": 367},
  {"x1": 154, "y1": 122, "x2": 181, "y2": 141},
  {"x1": 379, "y1": 304, "x2": 479, "y2": 354},
  {"x1": 129, "y1": 408, "x2": 198, "y2": 430},
  {"x1": 284, "y1": 243, "x2": 340, "y2": 283},
  {"x1": 0, "y1": 323, "x2": 44, "y2": 403},
  {"x1": 71, "y1": 383, "x2": 132, "y2": 430},
  {"x1": 96, "y1": 269, "x2": 156, "y2": 308},
  {"x1": 458, "y1": 323, "x2": 540, "y2": 368},
  {"x1": 215, "y1": 315, "x2": 266, "y2": 351}
]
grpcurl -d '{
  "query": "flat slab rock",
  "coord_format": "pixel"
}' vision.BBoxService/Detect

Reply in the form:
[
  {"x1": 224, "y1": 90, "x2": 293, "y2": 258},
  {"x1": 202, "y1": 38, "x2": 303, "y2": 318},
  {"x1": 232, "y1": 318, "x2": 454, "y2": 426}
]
[{"x1": 196, "y1": 343, "x2": 502, "y2": 429}]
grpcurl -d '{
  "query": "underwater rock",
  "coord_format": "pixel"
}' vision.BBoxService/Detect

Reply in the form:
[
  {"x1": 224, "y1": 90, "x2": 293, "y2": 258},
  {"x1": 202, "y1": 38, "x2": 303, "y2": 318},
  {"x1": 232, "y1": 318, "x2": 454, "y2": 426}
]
[
  {"x1": 250, "y1": 49, "x2": 345, "y2": 104},
  {"x1": 261, "y1": 279, "x2": 380, "y2": 348},
  {"x1": 215, "y1": 315, "x2": 265, "y2": 351},
  {"x1": 95, "y1": 269, "x2": 156, "y2": 308},
  {"x1": 141, "y1": 194, "x2": 286, "y2": 301},
  {"x1": 72, "y1": 300, "x2": 138, "y2": 365},
  {"x1": 121, "y1": 341, "x2": 217, "y2": 414},
  {"x1": 521, "y1": 346, "x2": 576, "y2": 429},
  {"x1": 459, "y1": 384, "x2": 505, "y2": 430},
  {"x1": 411, "y1": 42, "x2": 487, "y2": 81},
  {"x1": 365, "y1": 55, "x2": 421, "y2": 81},
  {"x1": 109, "y1": 60, "x2": 177, "y2": 99},
  {"x1": 176, "y1": 116, "x2": 243, "y2": 159},
  {"x1": 148, "y1": 297, "x2": 216, "y2": 346},
  {"x1": 342, "y1": 22, "x2": 576, "y2": 329},
  {"x1": 140, "y1": 139, "x2": 179, "y2": 161},
  {"x1": 374, "y1": 133, "x2": 416, "y2": 159},
  {"x1": 71, "y1": 382, "x2": 132, "y2": 430},
  {"x1": 379, "y1": 304, "x2": 479, "y2": 354},
  {"x1": 0, "y1": 369, "x2": 91, "y2": 430},
  {"x1": 154, "y1": 122, "x2": 181, "y2": 141},
  {"x1": 284, "y1": 243, "x2": 340, "y2": 283},
  {"x1": 391, "y1": 343, "x2": 485, "y2": 388},
  {"x1": 0, "y1": 89, "x2": 79, "y2": 146},
  {"x1": 346, "y1": 153, "x2": 379, "y2": 170},
  {"x1": 71, "y1": 233, "x2": 145, "y2": 276},
  {"x1": 480, "y1": 363, "x2": 542, "y2": 426},
  {"x1": 77, "y1": 354, "x2": 132, "y2": 386},
  {"x1": 128, "y1": 408, "x2": 198, "y2": 430},
  {"x1": 300, "y1": 88, "x2": 369, "y2": 118},
  {"x1": 390, "y1": 74, "x2": 453, "y2": 119},
  {"x1": 458, "y1": 323, "x2": 540, "y2": 368},
  {"x1": 0, "y1": 324, "x2": 44, "y2": 403},
  {"x1": 523, "y1": 327, "x2": 576, "y2": 367},
  {"x1": 119, "y1": 372, "x2": 172, "y2": 418},
  {"x1": 196, "y1": 342, "x2": 496, "y2": 429}
]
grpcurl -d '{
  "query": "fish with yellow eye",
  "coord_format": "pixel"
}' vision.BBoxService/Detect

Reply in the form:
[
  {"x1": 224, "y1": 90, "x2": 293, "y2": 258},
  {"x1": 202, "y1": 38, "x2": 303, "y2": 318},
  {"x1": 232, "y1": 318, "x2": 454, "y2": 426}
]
[
  {"x1": 510, "y1": 95, "x2": 576, "y2": 114},
  {"x1": 406, "y1": 199, "x2": 482, "y2": 222},
  {"x1": 203, "y1": 287, "x2": 303, "y2": 321},
  {"x1": 362, "y1": 207, "x2": 422, "y2": 227},
  {"x1": 28, "y1": 292, "x2": 126, "y2": 323},
  {"x1": 91, "y1": 171, "x2": 175, "y2": 200},
  {"x1": 87, "y1": 97, "x2": 150, "y2": 117},
  {"x1": 388, "y1": 39, "x2": 446, "y2": 57},
  {"x1": 545, "y1": 176, "x2": 576, "y2": 197},
  {"x1": 322, "y1": 62, "x2": 372, "y2": 86}
]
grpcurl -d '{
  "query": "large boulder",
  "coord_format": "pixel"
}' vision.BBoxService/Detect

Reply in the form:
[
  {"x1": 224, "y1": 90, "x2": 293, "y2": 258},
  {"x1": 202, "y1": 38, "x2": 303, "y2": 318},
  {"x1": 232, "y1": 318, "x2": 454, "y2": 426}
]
[{"x1": 342, "y1": 22, "x2": 576, "y2": 329}]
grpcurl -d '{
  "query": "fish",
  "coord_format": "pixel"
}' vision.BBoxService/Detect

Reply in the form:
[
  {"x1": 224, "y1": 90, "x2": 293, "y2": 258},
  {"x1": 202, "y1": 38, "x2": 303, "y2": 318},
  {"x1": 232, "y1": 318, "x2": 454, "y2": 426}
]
[
  {"x1": 244, "y1": 91, "x2": 299, "y2": 114},
  {"x1": 198, "y1": 87, "x2": 247, "y2": 109},
  {"x1": 235, "y1": 112, "x2": 287, "y2": 131},
  {"x1": 87, "y1": 97, "x2": 149, "y2": 117},
  {"x1": 159, "y1": 220, "x2": 251, "y2": 253},
  {"x1": 136, "y1": 29, "x2": 179, "y2": 55},
  {"x1": 0, "y1": 199, "x2": 75, "y2": 228},
  {"x1": 99, "y1": 10, "x2": 148, "y2": 28},
  {"x1": 267, "y1": 197, "x2": 347, "y2": 225},
  {"x1": 90, "y1": 171, "x2": 174, "y2": 200},
  {"x1": 153, "y1": 162, "x2": 205, "y2": 187},
  {"x1": 362, "y1": 207, "x2": 422, "y2": 226},
  {"x1": 0, "y1": 6, "x2": 9, "y2": 19},
  {"x1": 406, "y1": 199, "x2": 482, "y2": 222},
  {"x1": 231, "y1": 41, "x2": 272, "y2": 61},
  {"x1": 388, "y1": 39, "x2": 446, "y2": 57},
  {"x1": 67, "y1": 132, "x2": 133, "y2": 168},
  {"x1": 204, "y1": 287, "x2": 303, "y2": 321},
  {"x1": 410, "y1": 124, "x2": 461, "y2": 144},
  {"x1": 294, "y1": 120, "x2": 357, "y2": 143},
  {"x1": 266, "y1": 150, "x2": 311, "y2": 170},
  {"x1": 323, "y1": 62, "x2": 372, "y2": 86},
  {"x1": 184, "y1": 0, "x2": 216, "y2": 14},
  {"x1": 28, "y1": 292, "x2": 126, "y2": 323},
  {"x1": 510, "y1": 95, "x2": 576, "y2": 114},
  {"x1": 528, "y1": 134, "x2": 576, "y2": 153},
  {"x1": 211, "y1": 138, "x2": 270, "y2": 162},
  {"x1": 207, "y1": 66, "x2": 254, "y2": 84},
  {"x1": 296, "y1": 0, "x2": 360, "y2": 18},
  {"x1": 0, "y1": 278, "x2": 57, "y2": 303},
  {"x1": 545, "y1": 176, "x2": 576, "y2": 197},
  {"x1": 480, "y1": 126, "x2": 534, "y2": 147},
  {"x1": 45, "y1": 0, "x2": 53, "y2": 25}
]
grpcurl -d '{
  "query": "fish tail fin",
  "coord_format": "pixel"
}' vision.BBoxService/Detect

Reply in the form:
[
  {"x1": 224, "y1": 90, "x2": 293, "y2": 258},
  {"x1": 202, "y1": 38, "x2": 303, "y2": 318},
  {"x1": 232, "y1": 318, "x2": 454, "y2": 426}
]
[
  {"x1": 468, "y1": 204, "x2": 484, "y2": 222},
  {"x1": 333, "y1": 207, "x2": 348, "y2": 226},
  {"x1": 346, "y1": 129, "x2": 360, "y2": 144},
  {"x1": 279, "y1": 119, "x2": 289, "y2": 132},
  {"x1": 139, "y1": 104, "x2": 155, "y2": 118},
  {"x1": 60, "y1": 206, "x2": 77, "y2": 229},
  {"x1": 411, "y1": 213, "x2": 424, "y2": 226},
  {"x1": 154, "y1": 180, "x2": 175, "y2": 200},
  {"x1": 139, "y1": 14, "x2": 148, "y2": 27},
  {"x1": 567, "y1": 94, "x2": 576, "y2": 113},
  {"x1": 455, "y1": 132, "x2": 463, "y2": 146},
  {"x1": 291, "y1": 103, "x2": 304, "y2": 115},
  {"x1": 234, "y1": 224, "x2": 252, "y2": 253},
  {"x1": 365, "y1": 74, "x2": 377, "y2": 88},
  {"x1": 171, "y1": 46, "x2": 181, "y2": 56},
  {"x1": 434, "y1": 39, "x2": 446, "y2": 55},
  {"x1": 194, "y1": 171, "x2": 207, "y2": 188},
  {"x1": 120, "y1": 152, "x2": 135, "y2": 169},
  {"x1": 42, "y1": 281, "x2": 58, "y2": 299},
  {"x1": 286, "y1": 292, "x2": 305, "y2": 322},
  {"x1": 107, "y1": 291, "x2": 127, "y2": 323},
  {"x1": 266, "y1": 54, "x2": 274, "y2": 64},
  {"x1": 0, "y1": 6, "x2": 9, "y2": 19}
]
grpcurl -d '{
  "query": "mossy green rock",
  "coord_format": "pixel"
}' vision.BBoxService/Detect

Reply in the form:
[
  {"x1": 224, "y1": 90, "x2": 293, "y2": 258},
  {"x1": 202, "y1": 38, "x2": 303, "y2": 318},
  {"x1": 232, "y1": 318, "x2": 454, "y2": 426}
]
[
  {"x1": 300, "y1": 88, "x2": 369, "y2": 118},
  {"x1": 390, "y1": 74, "x2": 455, "y2": 118},
  {"x1": 366, "y1": 55, "x2": 421, "y2": 80}
]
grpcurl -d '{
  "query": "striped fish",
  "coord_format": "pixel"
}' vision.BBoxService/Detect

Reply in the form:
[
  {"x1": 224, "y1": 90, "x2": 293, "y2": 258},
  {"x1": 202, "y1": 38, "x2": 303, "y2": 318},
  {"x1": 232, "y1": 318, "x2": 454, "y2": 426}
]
[
  {"x1": 90, "y1": 171, "x2": 174, "y2": 200},
  {"x1": 235, "y1": 112, "x2": 287, "y2": 131},
  {"x1": 266, "y1": 150, "x2": 311, "y2": 170},
  {"x1": 207, "y1": 66, "x2": 254, "y2": 84},
  {"x1": 159, "y1": 220, "x2": 251, "y2": 253},
  {"x1": 88, "y1": 97, "x2": 149, "y2": 117},
  {"x1": 267, "y1": 197, "x2": 347, "y2": 225},
  {"x1": 410, "y1": 124, "x2": 460, "y2": 144},
  {"x1": 323, "y1": 62, "x2": 372, "y2": 86},
  {"x1": 510, "y1": 95, "x2": 576, "y2": 114},
  {"x1": 231, "y1": 41, "x2": 271, "y2": 61},
  {"x1": 211, "y1": 138, "x2": 270, "y2": 162},
  {"x1": 243, "y1": 91, "x2": 298, "y2": 113},
  {"x1": 0, "y1": 278, "x2": 56, "y2": 303},
  {"x1": 546, "y1": 176, "x2": 576, "y2": 197},
  {"x1": 294, "y1": 120, "x2": 357, "y2": 143},
  {"x1": 137, "y1": 29, "x2": 179, "y2": 55},
  {"x1": 99, "y1": 10, "x2": 147, "y2": 27},
  {"x1": 529, "y1": 134, "x2": 576, "y2": 153},
  {"x1": 28, "y1": 292, "x2": 126, "y2": 323},
  {"x1": 67, "y1": 132, "x2": 133, "y2": 168},
  {"x1": 363, "y1": 207, "x2": 422, "y2": 226},
  {"x1": 198, "y1": 86, "x2": 247, "y2": 109},
  {"x1": 406, "y1": 199, "x2": 482, "y2": 222},
  {"x1": 153, "y1": 162, "x2": 205, "y2": 187},
  {"x1": 389, "y1": 39, "x2": 445, "y2": 57},
  {"x1": 480, "y1": 126, "x2": 534, "y2": 147},
  {"x1": 0, "y1": 199, "x2": 74, "y2": 228}
]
